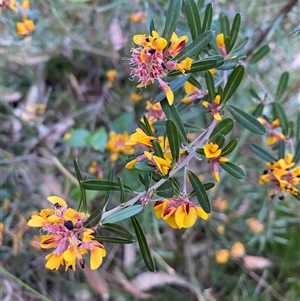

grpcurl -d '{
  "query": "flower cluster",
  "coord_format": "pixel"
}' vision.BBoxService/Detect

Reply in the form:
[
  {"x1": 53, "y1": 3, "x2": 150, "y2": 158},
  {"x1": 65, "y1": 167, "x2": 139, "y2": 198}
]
[
  {"x1": 4, "y1": 0, "x2": 35, "y2": 37},
  {"x1": 27, "y1": 196, "x2": 106, "y2": 271},
  {"x1": 259, "y1": 153, "x2": 300, "y2": 198},
  {"x1": 125, "y1": 129, "x2": 180, "y2": 176},
  {"x1": 203, "y1": 142, "x2": 229, "y2": 182},
  {"x1": 130, "y1": 31, "x2": 193, "y2": 105},
  {"x1": 257, "y1": 118, "x2": 285, "y2": 145},
  {"x1": 153, "y1": 197, "x2": 208, "y2": 229},
  {"x1": 106, "y1": 131, "x2": 135, "y2": 161},
  {"x1": 215, "y1": 241, "x2": 245, "y2": 264}
]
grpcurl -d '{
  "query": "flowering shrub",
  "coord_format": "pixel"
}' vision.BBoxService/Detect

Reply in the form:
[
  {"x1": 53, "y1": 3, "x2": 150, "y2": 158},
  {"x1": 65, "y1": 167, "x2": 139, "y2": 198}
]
[{"x1": 2, "y1": 0, "x2": 299, "y2": 300}]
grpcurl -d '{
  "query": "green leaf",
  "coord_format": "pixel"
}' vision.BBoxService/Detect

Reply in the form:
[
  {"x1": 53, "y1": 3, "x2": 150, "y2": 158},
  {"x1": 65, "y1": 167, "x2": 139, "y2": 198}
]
[
  {"x1": 293, "y1": 192, "x2": 300, "y2": 201},
  {"x1": 188, "y1": 170, "x2": 211, "y2": 213},
  {"x1": 153, "y1": 74, "x2": 190, "y2": 104},
  {"x1": 249, "y1": 143, "x2": 276, "y2": 162},
  {"x1": 272, "y1": 102, "x2": 288, "y2": 135},
  {"x1": 201, "y1": 3, "x2": 212, "y2": 33},
  {"x1": 205, "y1": 71, "x2": 215, "y2": 100},
  {"x1": 86, "y1": 128, "x2": 107, "y2": 151},
  {"x1": 182, "y1": 122, "x2": 203, "y2": 132},
  {"x1": 82, "y1": 179, "x2": 133, "y2": 192},
  {"x1": 142, "y1": 116, "x2": 154, "y2": 136},
  {"x1": 217, "y1": 57, "x2": 239, "y2": 70},
  {"x1": 227, "y1": 105, "x2": 266, "y2": 135},
  {"x1": 175, "y1": 30, "x2": 213, "y2": 61},
  {"x1": 65, "y1": 129, "x2": 90, "y2": 147},
  {"x1": 117, "y1": 176, "x2": 125, "y2": 204},
  {"x1": 166, "y1": 120, "x2": 180, "y2": 163},
  {"x1": 229, "y1": 13, "x2": 241, "y2": 52},
  {"x1": 293, "y1": 141, "x2": 300, "y2": 164},
  {"x1": 220, "y1": 14, "x2": 230, "y2": 37},
  {"x1": 275, "y1": 72, "x2": 289, "y2": 101},
  {"x1": 221, "y1": 138, "x2": 238, "y2": 156},
  {"x1": 251, "y1": 103, "x2": 264, "y2": 117},
  {"x1": 222, "y1": 65, "x2": 245, "y2": 103},
  {"x1": 210, "y1": 55, "x2": 225, "y2": 67},
  {"x1": 248, "y1": 45, "x2": 270, "y2": 64},
  {"x1": 189, "y1": 182, "x2": 215, "y2": 197},
  {"x1": 278, "y1": 140, "x2": 285, "y2": 159},
  {"x1": 162, "y1": 0, "x2": 182, "y2": 42},
  {"x1": 161, "y1": 99, "x2": 188, "y2": 144},
  {"x1": 209, "y1": 118, "x2": 235, "y2": 141},
  {"x1": 152, "y1": 140, "x2": 164, "y2": 158},
  {"x1": 149, "y1": 19, "x2": 155, "y2": 34},
  {"x1": 131, "y1": 216, "x2": 155, "y2": 271},
  {"x1": 190, "y1": 106, "x2": 209, "y2": 113},
  {"x1": 156, "y1": 180, "x2": 174, "y2": 198},
  {"x1": 215, "y1": 134, "x2": 225, "y2": 148},
  {"x1": 74, "y1": 158, "x2": 87, "y2": 213},
  {"x1": 84, "y1": 209, "x2": 102, "y2": 228},
  {"x1": 93, "y1": 236, "x2": 134, "y2": 244},
  {"x1": 101, "y1": 223, "x2": 134, "y2": 240},
  {"x1": 102, "y1": 205, "x2": 143, "y2": 224},
  {"x1": 169, "y1": 177, "x2": 180, "y2": 194},
  {"x1": 185, "y1": 0, "x2": 201, "y2": 40},
  {"x1": 220, "y1": 162, "x2": 245, "y2": 179},
  {"x1": 103, "y1": 167, "x2": 115, "y2": 211}
]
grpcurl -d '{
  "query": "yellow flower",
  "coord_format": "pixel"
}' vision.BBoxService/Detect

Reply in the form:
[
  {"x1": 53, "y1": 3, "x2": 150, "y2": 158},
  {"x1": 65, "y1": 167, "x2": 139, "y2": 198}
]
[
  {"x1": 129, "y1": 11, "x2": 146, "y2": 23},
  {"x1": 266, "y1": 153, "x2": 295, "y2": 170},
  {"x1": 230, "y1": 242, "x2": 245, "y2": 259},
  {"x1": 125, "y1": 128, "x2": 156, "y2": 147},
  {"x1": 106, "y1": 69, "x2": 118, "y2": 88},
  {"x1": 215, "y1": 249, "x2": 230, "y2": 264},
  {"x1": 167, "y1": 32, "x2": 189, "y2": 57},
  {"x1": 176, "y1": 57, "x2": 193, "y2": 74},
  {"x1": 217, "y1": 225, "x2": 225, "y2": 234},
  {"x1": 153, "y1": 198, "x2": 208, "y2": 229},
  {"x1": 181, "y1": 81, "x2": 207, "y2": 103},
  {"x1": 129, "y1": 92, "x2": 142, "y2": 103},
  {"x1": 216, "y1": 33, "x2": 225, "y2": 48},
  {"x1": 106, "y1": 131, "x2": 134, "y2": 161},
  {"x1": 144, "y1": 151, "x2": 172, "y2": 176},
  {"x1": 27, "y1": 196, "x2": 106, "y2": 271},
  {"x1": 247, "y1": 218, "x2": 264, "y2": 234},
  {"x1": 202, "y1": 95, "x2": 222, "y2": 120},
  {"x1": 16, "y1": 19, "x2": 35, "y2": 36},
  {"x1": 204, "y1": 142, "x2": 222, "y2": 159}
]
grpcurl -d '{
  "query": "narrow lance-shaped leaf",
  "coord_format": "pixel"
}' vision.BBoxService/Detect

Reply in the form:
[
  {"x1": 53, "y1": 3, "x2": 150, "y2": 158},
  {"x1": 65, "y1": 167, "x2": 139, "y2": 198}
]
[
  {"x1": 131, "y1": 216, "x2": 155, "y2": 272},
  {"x1": 222, "y1": 65, "x2": 245, "y2": 103},
  {"x1": 209, "y1": 118, "x2": 235, "y2": 141},
  {"x1": 84, "y1": 209, "x2": 102, "y2": 228},
  {"x1": 149, "y1": 19, "x2": 155, "y2": 34},
  {"x1": 74, "y1": 158, "x2": 87, "y2": 213},
  {"x1": 166, "y1": 120, "x2": 180, "y2": 163},
  {"x1": 215, "y1": 134, "x2": 225, "y2": 148},
  {"x1": 142, "y1": 116, "x2": 154, "y2": 136},
  {"x1": 161, "y1": 99, "x2": 188, "y2": 144},
  {"x1": 103, "y1": 167, "x2": 115, "y2": 211},
  {"x1": 201, "y1": 3, "x2": 212, "y2": 33},
  {"x1": 82, "y1": 179, "x2": 133, "y2": 192},
  {"x1": 275, "y1": 72, "x2": 289, "y2": 101},
  {"x1": 117, "y1": 176, "x2": 125, "y2": 204},
  {"x1": 205, "y1": 71, "x2": 215, "y2": 100},
  {"x1": 93, "y1": 236, "x2": 134, "y2": 244},
  {"x1": 175, "y1": 30, "x2": 213, "y2": 61},
  {"x1": 101, "y1": 223, "x2": 134, "y2": 240},
  {"x1": 227, "y1": 105, "x2": 266, "y2": 135},
  {"x1": 152, "y1": 140, "x2": 164, "y2": 158},
  {"x1": 102, "y1": 205, "x2": 143, "y2": 224},
  {"x1": 272, "y1": 102, "x2": 288, "y2": 135},
  {"x1": 249, "y1": 143, "x2": 277, "y2": 162},
  {"x1": 248, "y1": 45, "x2": 270, "y2": 64},
  {"x1": 189, "y1": 182, "x2": 215, "y2": 197},
  {"x1": 220, "y1": 14, "x2": 230, "y2": 37},
  {"x1": 228, "y1": 13, "x2": 241, "y2": 52},
  {"x1": 292, "y1": 141, "x2": 300, "y2": 164},
  {"x1": 277, "y1": 140, "x2": 285, "y2": 159},
  {"x1": 162, "y1": 0, "x2": 182, "y2": 41},
  {"x1": 221, "y1": 138, "x2": 238, "y2": 156},
  {"x1": 188, "y1": 170, "x2": 211, "y2": 213},
  {"x1": 220, "y1": 162, "x2": 245, "y2": 179},
  {"x1": 297, "y1": 112, "x2": 300, "y2": 142},
  {"x1": 217, "y1": 57, "x2": 239, "y2": 70},
  {"x1": 156, "y1": 180, "x2": 174, "y2": 198},
  {"x1": 185, "y1": 0, "x2": 201, "y2": 40}
]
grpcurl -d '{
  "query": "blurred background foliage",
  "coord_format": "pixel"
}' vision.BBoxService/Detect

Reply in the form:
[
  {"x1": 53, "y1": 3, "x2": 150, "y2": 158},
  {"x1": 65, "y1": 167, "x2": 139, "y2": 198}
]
[{"x1": 1, "y1": 0, "x2": 299, "y2": 300}]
